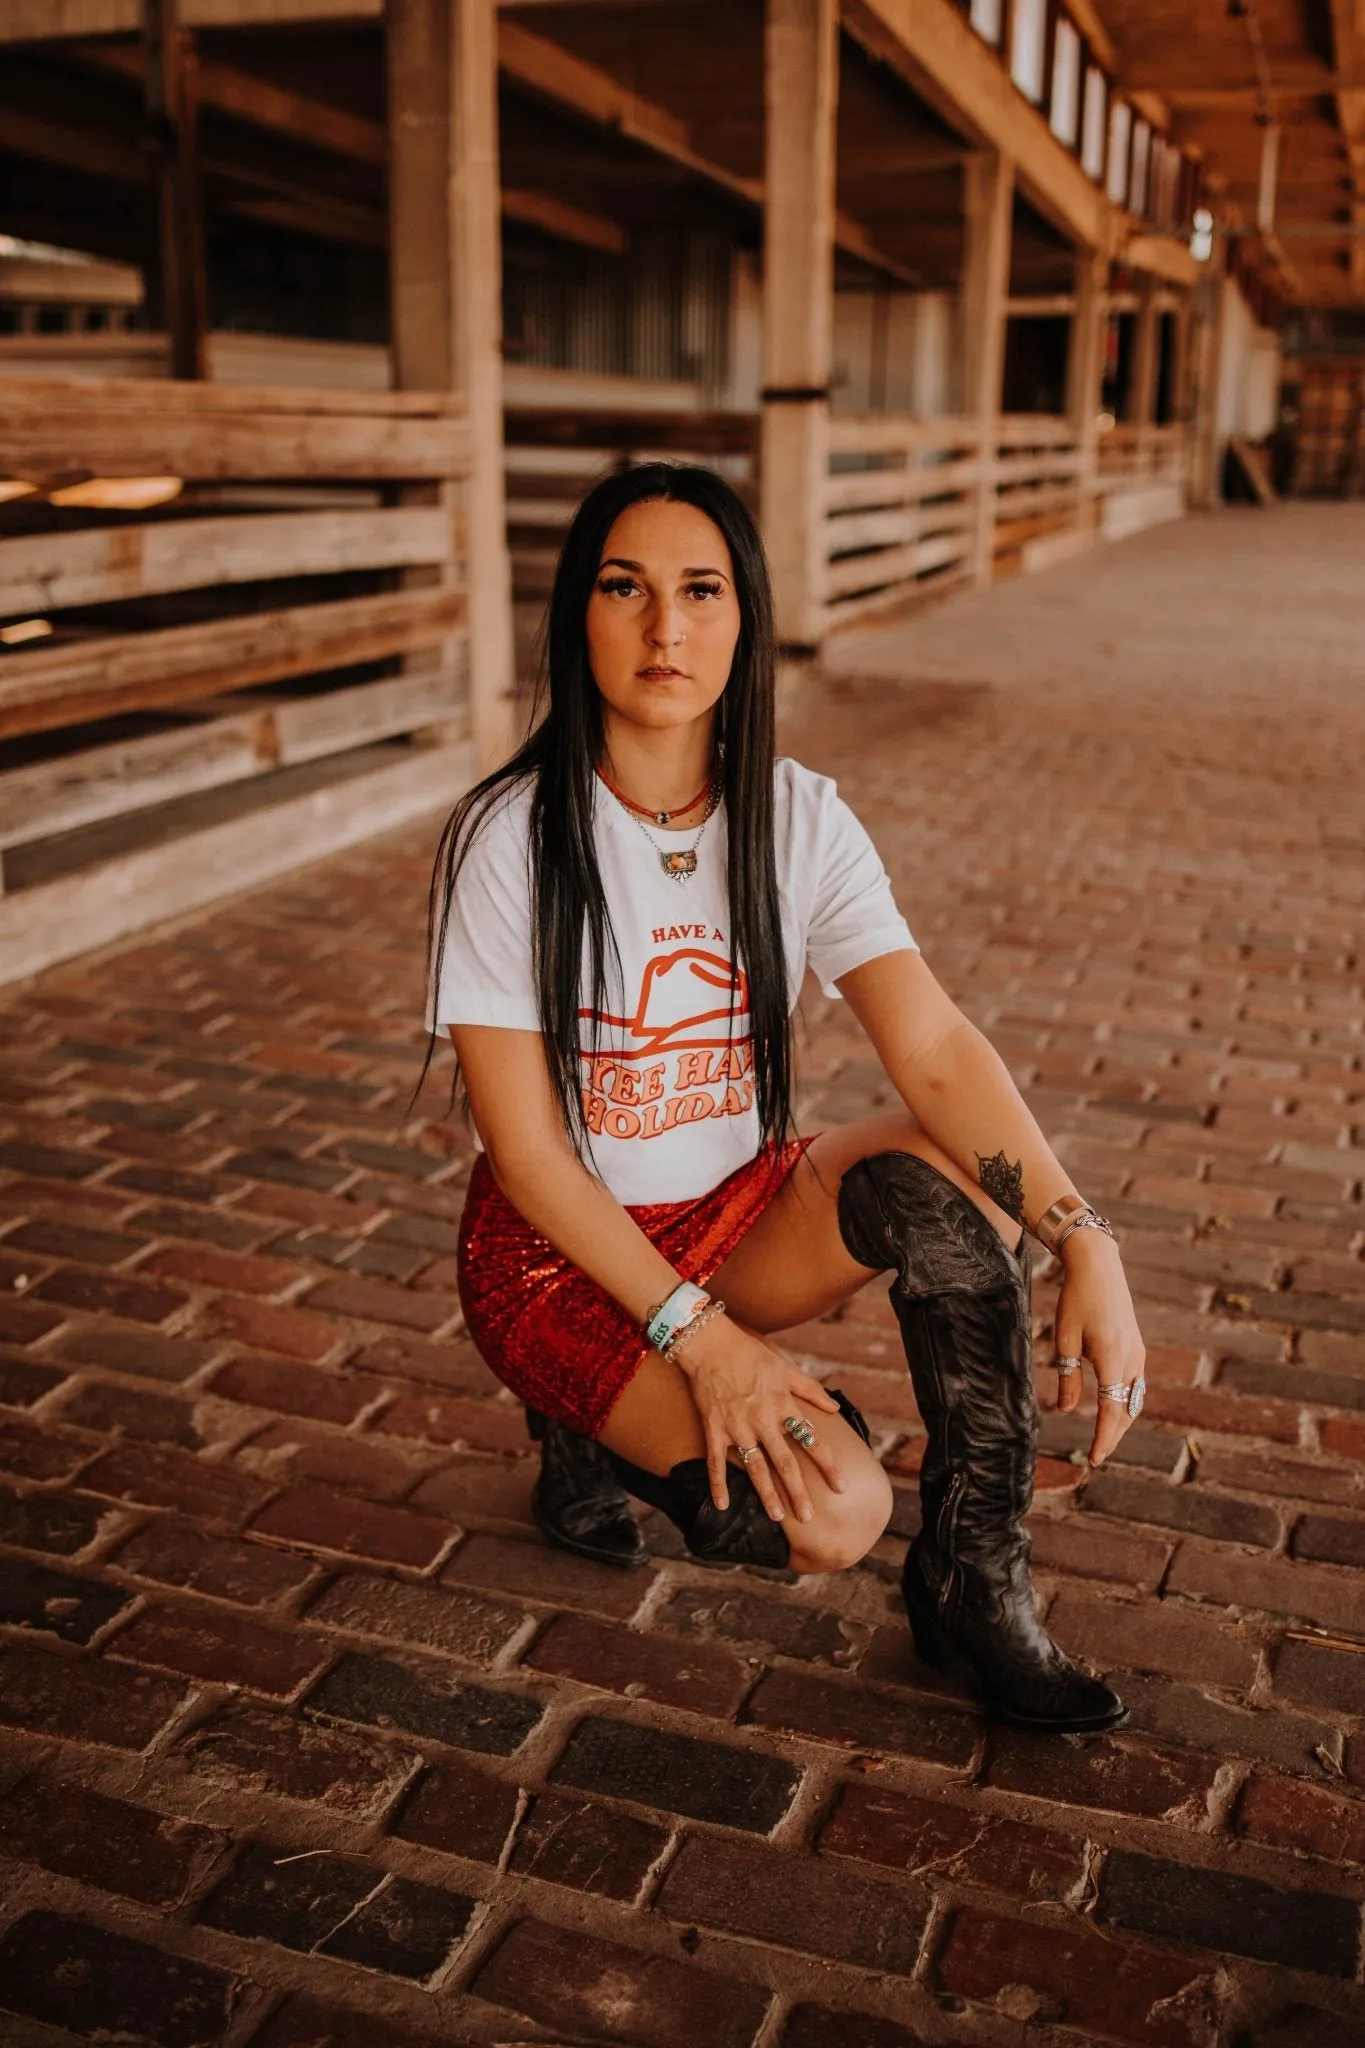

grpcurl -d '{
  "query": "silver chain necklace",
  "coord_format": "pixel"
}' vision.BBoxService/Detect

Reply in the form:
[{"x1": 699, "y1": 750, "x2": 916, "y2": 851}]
[{"x1": 609, "y1": 777, "x2": 723, "y2": 883}]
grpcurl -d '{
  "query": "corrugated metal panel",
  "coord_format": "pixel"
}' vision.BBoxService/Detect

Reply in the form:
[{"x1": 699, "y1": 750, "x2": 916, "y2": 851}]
[{"x1": 504, "y1": 228, "x2": 732, "y2": 396}]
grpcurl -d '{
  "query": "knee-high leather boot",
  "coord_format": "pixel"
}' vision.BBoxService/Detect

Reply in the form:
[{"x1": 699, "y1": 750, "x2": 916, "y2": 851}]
[
  {"x1": 526, "y1": 1409, "x2": 649, "y2": 1570},
  {"x1": 838, "y1": 1152, "x2": 1127, "y2": 1732}
]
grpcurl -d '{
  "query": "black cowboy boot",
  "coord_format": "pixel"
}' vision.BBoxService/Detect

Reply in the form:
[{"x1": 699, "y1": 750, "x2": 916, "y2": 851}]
[
  {"x1": 526, "y1": 1409, "x2": 649, "y2": 1570},
  {"x1": 597, "y1": 1389, "x2": 871, "y2": 1571},
  {"x1": 838, "y1": 1152, "x2": 1127, "y2": 1733}
]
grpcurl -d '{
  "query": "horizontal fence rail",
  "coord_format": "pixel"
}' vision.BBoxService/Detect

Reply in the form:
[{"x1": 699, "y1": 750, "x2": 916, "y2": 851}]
[
  {"x1": 0, "y1": 377, "x2": 472, "y2": 983},
  {"x1": 504, "y1": 407, "x2": 759, "y2": 602}
]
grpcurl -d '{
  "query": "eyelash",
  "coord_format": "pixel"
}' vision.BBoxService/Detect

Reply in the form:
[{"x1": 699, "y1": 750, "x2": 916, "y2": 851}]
[{"x1": 595, "y1": 577, "x2": 725, "y2": 601}]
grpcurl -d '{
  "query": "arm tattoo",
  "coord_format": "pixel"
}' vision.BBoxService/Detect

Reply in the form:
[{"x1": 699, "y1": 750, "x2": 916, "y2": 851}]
[{"x1": 976, "y1": 1150, "x2": 1025, "y2": 1222}]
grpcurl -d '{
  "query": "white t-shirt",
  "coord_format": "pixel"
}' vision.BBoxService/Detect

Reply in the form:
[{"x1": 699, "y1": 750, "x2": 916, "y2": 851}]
[{"x1": 428, "y1": 758, "x2": 916, "y2": 1205}]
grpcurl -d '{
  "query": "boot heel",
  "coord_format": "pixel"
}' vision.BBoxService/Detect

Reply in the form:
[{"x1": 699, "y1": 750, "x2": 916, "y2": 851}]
[{"x1": 903, "y1": 1592, "x2": 953, "y2": 1673}]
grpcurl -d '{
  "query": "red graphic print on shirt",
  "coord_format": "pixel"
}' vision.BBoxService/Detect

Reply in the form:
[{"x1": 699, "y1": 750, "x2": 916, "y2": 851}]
[{"x1": 578, "y1": 931, "x2": 754, "y2": 1142}]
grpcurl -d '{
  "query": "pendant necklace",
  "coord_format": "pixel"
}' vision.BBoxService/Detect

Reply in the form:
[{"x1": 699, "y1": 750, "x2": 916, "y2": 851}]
[{"x1": 599, "y1": 762, "x2": 723, "y2": 883}]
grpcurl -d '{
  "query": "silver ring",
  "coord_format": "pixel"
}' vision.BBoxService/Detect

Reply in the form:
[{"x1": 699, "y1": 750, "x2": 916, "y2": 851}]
[
  {"x1": 1054, "y1": 1355, "x2": 1083, "y2": 1377},
  {"x1": 783, "y1": 1415, "x2": 817, "y2": 1453},
  {"x1": 1097, "y1": 1378, "x2": 1146, "y2": 1420},
  {"x1": 734, "y1": 1444, "x2": 761, "y2": 1466}
]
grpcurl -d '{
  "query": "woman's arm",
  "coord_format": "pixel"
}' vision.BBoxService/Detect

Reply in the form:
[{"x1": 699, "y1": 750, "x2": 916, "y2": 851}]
[
  {"x1": 836, "y1": 950, "x2": 1145, "y2": 1464},
  {"x1": 452, "y1": 1024, "x2": 841, "y2": 1517}
]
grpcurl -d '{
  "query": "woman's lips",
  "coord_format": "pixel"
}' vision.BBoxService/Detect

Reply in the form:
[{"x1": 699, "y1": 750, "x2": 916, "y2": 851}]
[{"x1": 638, "y1": 666, "x2": 685, "y2": 679}]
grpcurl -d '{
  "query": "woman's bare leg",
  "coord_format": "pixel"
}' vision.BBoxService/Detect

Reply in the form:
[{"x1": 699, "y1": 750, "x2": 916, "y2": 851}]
[{"x1": 709, "y1": 1109, "x2": 1019, "y2": 1334}]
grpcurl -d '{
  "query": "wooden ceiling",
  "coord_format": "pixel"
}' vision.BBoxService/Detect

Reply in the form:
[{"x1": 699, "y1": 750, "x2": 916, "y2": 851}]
[{"x1": 1099, "y1": 0, "x2": 1365, "y2": 305}]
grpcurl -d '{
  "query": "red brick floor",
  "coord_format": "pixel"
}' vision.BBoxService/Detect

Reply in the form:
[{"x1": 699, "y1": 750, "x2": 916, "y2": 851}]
[{"x1": 0, "y1": 505, "x2": 1362, "y2": 2047}]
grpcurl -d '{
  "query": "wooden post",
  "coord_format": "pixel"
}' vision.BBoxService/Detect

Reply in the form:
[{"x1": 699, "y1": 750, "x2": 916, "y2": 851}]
[
  {"x1": 760, "y1": 0, "x2": 838, "y2": 654},
  {"x1": 142, "y1": 0, "x2": 208, "y2": 381},
  {"x1": 386, "y1": 0, "x2": 514, "y2": 771},
  {"x1": 1186, "y1": 271, "x2": 1226, "y2": 509},
  {"x1": 1129, "y1": 273, "x2": 1159, "y2": 471},
  {"x1": 960, "y1": 148, "x2": 1013, "y2": 587},
  {"x1": 1067, "y1": 247, "x2": 1106, "y2": 528}
]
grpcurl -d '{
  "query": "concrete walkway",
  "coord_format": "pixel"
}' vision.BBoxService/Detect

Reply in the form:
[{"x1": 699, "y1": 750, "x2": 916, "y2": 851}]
[{"x1": 0, "y1": 504, "x2": 1362, "y2": 2048}]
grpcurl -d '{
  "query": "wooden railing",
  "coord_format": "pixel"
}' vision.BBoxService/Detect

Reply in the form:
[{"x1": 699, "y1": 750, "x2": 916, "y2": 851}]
[
  {"x1": 824, "y1": 412, "x2": 1089, "y2": 627},
  {"x1": 0, "y1": 377, "x2": 472, "y2": 983},
  {"x1": 823, "y1": 415, "x2": 982, "y2": 628},
  {"x1": 1096, "y1": 420, "x2": 1189, "y2": 491},
  {"x1": 504, "y1": 407, "x2": 759, "y2": 603}
]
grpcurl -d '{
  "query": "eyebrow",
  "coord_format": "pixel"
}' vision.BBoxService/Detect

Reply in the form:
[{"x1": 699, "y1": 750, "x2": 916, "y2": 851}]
[{"x1": 598, "y1": 557, "x2": 730, "y2": 578}]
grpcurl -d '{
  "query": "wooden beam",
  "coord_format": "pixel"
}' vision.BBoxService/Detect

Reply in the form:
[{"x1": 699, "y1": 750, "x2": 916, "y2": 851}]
[
  {"x1": 75, "y1": 41, "x2": 387, "y2": 163},
  {"x1": 761, "y1": 0, "x2": 837, "y2": 653},
  {"x1": 0, "y1": 505, "x2": 449, "y2": 614},
  {"x1": 497, "y1": 17, "x2": 917, "y2": 285},
  {"x1": 388, "y1": 0, "x2": 513, "y2": 769},
  {"x1": 502, "y1": 187, "x2": 626, "y2": 254},
  {"x1": 1124, "y1": 232, "x2": 1199, "y2": 289},
  {"x1": 0, "y1": 0, "x2": 381, "y2": 31},
  {"x1": 842, "y1": 0, "x2": 1108, "y2": 250},
  {"x1": 0, "y1": 585, "x2": 463, "y2": 739},
  {"x1": 3, "y1": 383, "x2": 466, "y2": 480},
  {"x1": 960, "y1": 148, "x2": 1013, "y2": 585},
  {"x1": 0, "y1": 740, "x2": 467, "y2": 989}
]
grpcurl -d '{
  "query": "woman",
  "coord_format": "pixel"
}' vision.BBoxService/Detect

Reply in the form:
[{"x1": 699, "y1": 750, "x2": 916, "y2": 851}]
[{"x1": 423, "y1": 463, "x2": 1146, "y2": 1734}]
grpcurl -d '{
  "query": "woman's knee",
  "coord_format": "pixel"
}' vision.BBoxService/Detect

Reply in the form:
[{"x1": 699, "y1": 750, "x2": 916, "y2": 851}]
[{"x1": 787, "y1": 1456, "x2": 893, "y2": 1575}]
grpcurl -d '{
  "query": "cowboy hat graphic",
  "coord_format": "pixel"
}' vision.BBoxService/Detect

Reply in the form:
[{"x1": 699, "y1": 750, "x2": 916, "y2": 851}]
[{"x1": 582, "y1": 948, "x2": 751, "y2": 1058}]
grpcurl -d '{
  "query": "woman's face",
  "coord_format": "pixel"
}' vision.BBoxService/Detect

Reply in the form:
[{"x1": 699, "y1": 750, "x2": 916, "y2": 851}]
[{"x1": 585, "y1": 497, "x2": 742, "y2": 739}]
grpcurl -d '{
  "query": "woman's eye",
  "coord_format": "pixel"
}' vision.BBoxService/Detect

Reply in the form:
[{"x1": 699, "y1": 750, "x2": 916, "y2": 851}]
[
  {"x1": 597, "y1": 576, "x2": 639, "y2": 597},
  {"x1": 686, "y1": 581, "x2": 724, "y2": 601}
]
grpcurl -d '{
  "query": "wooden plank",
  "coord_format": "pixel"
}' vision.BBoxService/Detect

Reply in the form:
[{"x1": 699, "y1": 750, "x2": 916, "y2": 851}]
[
  {"x1": 0, "y1": 740, "x2": 467, "y2": 988},
  {"x1": 0, "y1": 711, "x2": 269, "y2": 850},
  {"x1": 0, "y1": 664, "x2": 464, "y2": 849},
  {"x1": 4, "y1": 404, "x2": 468, "y2": 484},
  {"x1": 501, "y1": 188, "x2": 627, "y2": 255},
  {"x1": 0, "y1": 586, "x2": 463, "y2": 740},
  {"x1": 761, "y1": 0, "x2": 837, "y2": 650},
  {"x1": 0, "y1": 506, "x2": 451, "y2": 615},
  {"x1": 0, "y1": 377, "x2": 457, "y2": 418},
  {"x1": 0, "y1": 0, "x2": 381, "y2": 31}
]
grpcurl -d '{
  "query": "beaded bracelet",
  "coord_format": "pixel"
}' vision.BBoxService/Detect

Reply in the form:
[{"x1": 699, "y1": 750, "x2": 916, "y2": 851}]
[{"x1": 661, "y1": 1295, "x2": 727, "y2": 1360}]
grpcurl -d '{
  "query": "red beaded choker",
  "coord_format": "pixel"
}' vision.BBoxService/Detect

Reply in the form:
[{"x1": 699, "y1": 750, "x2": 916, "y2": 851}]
[{"x1": 595, "y1": 762, "x2": 715, "y2": 826}]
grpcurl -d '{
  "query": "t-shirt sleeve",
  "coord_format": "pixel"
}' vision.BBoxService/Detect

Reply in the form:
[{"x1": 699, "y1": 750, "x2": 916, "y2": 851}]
[
  {"x1": 805, "y1": 786, "x2": 917, "y2": 998},
  {"x1": 424, "y1": 797, "x2": 541, "y2": 1034}
]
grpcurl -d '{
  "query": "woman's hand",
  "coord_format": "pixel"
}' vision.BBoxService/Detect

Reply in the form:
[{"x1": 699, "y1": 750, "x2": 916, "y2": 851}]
[
  {"x1": 672, "y1": 1315, "x2": 845, "y2": 1521},
  {"x1": 1052, "y1": 1230, "x2": 1146, "y2": 1466}
]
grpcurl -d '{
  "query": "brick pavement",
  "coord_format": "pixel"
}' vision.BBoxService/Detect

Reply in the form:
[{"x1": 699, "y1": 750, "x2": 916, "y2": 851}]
[{"x1": 0, "y1": 502, "x2": 1362, "y2": 2047}]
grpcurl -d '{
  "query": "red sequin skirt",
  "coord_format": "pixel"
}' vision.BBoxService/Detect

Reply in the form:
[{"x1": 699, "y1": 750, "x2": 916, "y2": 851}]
[{"x1": 456, "y1": 1138, "x2": 813, "y2": 1437}]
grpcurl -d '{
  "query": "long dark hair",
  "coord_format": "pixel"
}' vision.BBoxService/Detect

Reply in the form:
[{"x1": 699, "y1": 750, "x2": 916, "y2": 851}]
[{"x1": 416, "y1": 461, "x2": 793, "y2": 1154}]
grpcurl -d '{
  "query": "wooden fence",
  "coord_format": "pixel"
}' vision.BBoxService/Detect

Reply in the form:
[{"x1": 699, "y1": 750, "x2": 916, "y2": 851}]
[
  {"x1": 0, "y1": 378, "x2": 472, "y2": 983},
  {"x1": 504, "y1": 407, "x2": 759, "y2": 604},
  {"x1": 823, "y1": 412, "x2": 1089, "y2": 629}
]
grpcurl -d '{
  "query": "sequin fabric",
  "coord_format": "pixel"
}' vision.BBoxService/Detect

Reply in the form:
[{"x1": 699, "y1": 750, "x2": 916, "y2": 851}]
[{"x1": 456, "y1": 1137, "x2": 814, "y2": 1437}]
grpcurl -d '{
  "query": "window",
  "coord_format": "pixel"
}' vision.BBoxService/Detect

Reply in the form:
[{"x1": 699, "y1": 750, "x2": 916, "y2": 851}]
[
  {"x1": 1129, "y1": 120, "x2": 1151, "y2": 216},
  {"x1": 1050, "y1": 17, "x2": 1082, "y2": 146},
  {"x1": 970, "y1": 0, "x2": 1003, "y2": 45},
  {"x1": 1106, "y1": 100, "x2": 1132, "y2": 204},
  {"x1": 1010, "y1": 0, "x2": 1047, "y2": 102},
  {"x1": 1081, "y1": 66, "x2": 1107, "y2": 181}
]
